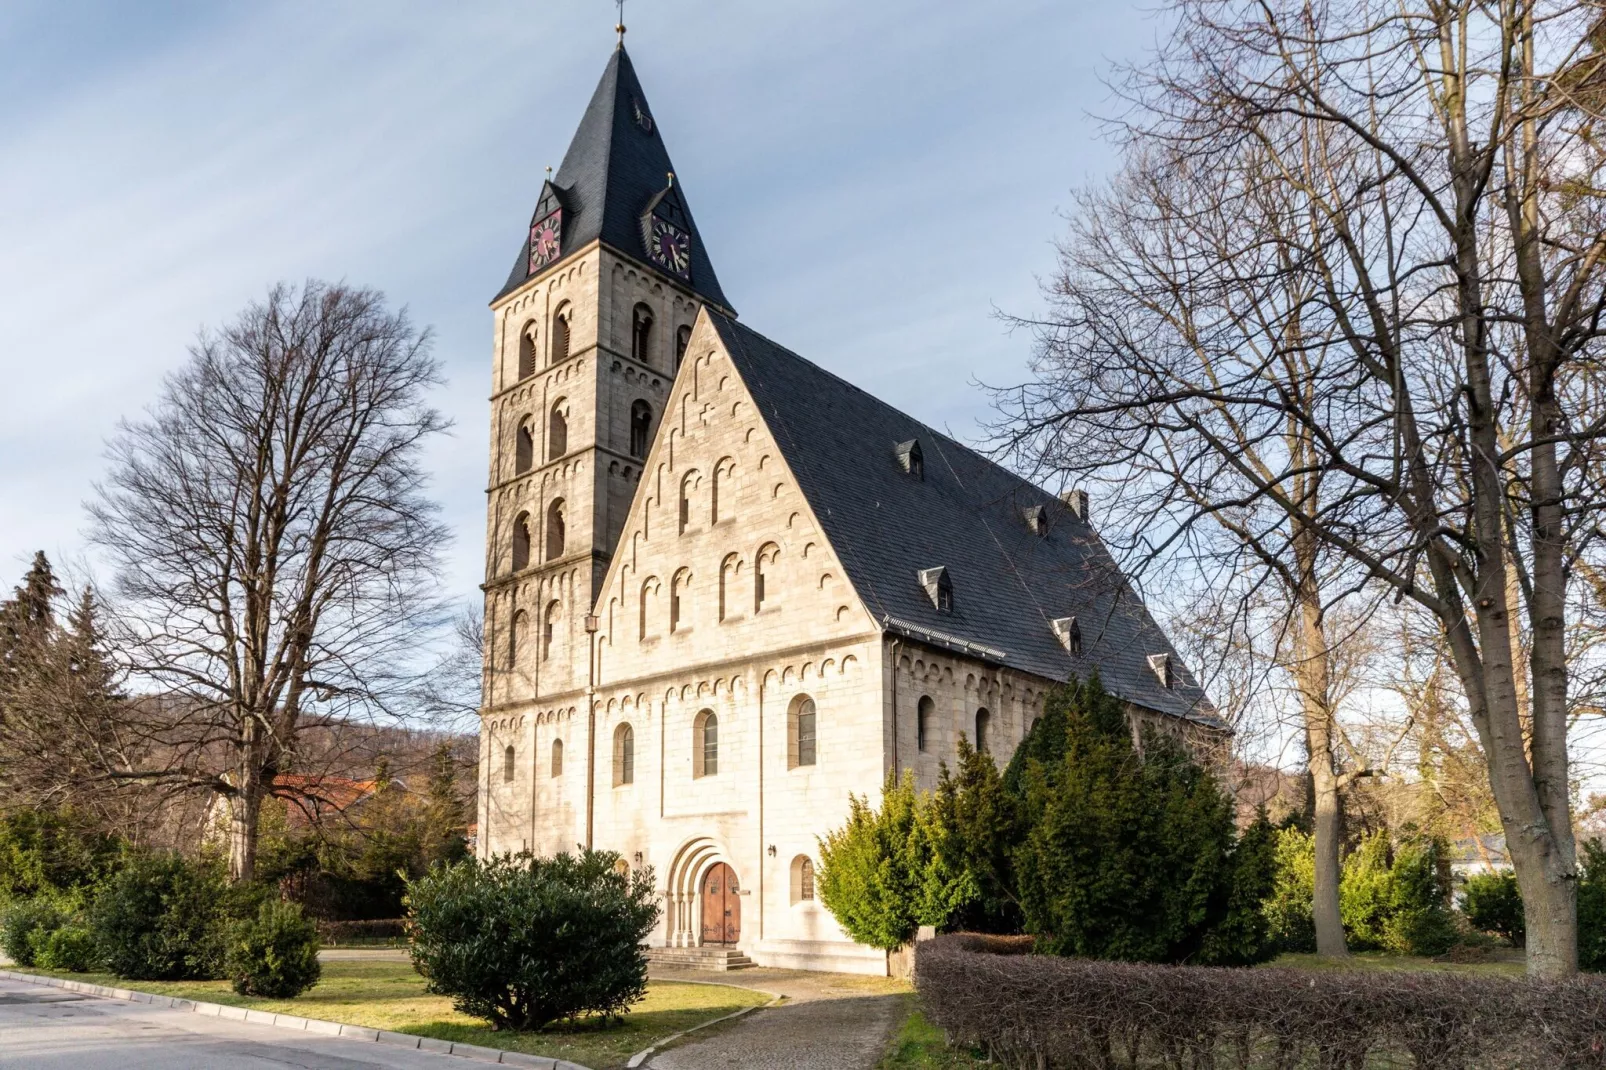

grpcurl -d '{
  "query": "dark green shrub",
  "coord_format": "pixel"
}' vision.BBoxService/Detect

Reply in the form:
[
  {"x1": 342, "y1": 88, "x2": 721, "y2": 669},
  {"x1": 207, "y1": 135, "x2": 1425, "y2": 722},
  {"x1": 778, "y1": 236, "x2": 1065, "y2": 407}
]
[
  {"x1": 1197, "y1": 811, "x2": 1279, "y2": 965},
  {"x1": 406, "y1": 850, "x2": 660, "y2": 1031},
  {"x1": 32, "y1": 925, "x2": 98, "y2": 972},
  {"x1": 1578, "y1": 841, "x2": 1606, "y2": 971},
  {"x1": 1012, "y1": 679, "x2": 1240, "y2": 963},
  {"x1": 1460, "y1": 871, "x2": 1523, "y2": 946},
  {"x1": 1, "y1": 898, "x2": 64, "y2": 966},
  {"x1": 225, "y1": 900, "x2": 321, "y2": 998},
  {"x1": 0, "y1": 808, "x2": 123, "y2": 902},
  {"x1": 89, "y1": 852, "x2": 231, "y2": 980}
]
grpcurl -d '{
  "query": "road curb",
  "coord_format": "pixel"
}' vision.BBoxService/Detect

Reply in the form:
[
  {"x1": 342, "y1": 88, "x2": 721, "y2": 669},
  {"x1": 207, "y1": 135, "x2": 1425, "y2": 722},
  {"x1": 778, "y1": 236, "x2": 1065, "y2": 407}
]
[{"x1": 0, "y1": 968, "x2": 592, "y2": 1069}]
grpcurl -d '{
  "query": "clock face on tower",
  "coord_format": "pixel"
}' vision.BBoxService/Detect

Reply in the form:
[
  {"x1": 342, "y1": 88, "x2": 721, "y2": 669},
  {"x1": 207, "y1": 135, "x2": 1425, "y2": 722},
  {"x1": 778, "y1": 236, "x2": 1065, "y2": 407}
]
[
  {"x1": 528, "y1": 210, "x2": 563, "y2": 274},
  {"x1": 647, "y1": 216, "x2": 691, "y2": 279}
]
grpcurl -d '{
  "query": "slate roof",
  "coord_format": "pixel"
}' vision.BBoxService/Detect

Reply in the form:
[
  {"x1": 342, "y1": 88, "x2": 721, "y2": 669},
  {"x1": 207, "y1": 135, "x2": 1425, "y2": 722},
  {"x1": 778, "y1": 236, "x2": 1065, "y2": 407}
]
[
  {"x1": 494, "y1": 46, "x2": 732, "y2": 311},
  {"x1": 708, "y1": 313, "x2": 1222, "y2": 729}
]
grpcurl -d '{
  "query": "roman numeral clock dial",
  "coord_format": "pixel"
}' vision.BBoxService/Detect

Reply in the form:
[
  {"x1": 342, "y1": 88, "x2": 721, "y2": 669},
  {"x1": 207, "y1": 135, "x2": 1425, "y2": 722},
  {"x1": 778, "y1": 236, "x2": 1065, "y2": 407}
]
[{"x1": 648, "y1": 216, "x2": 691, "y2": 279}]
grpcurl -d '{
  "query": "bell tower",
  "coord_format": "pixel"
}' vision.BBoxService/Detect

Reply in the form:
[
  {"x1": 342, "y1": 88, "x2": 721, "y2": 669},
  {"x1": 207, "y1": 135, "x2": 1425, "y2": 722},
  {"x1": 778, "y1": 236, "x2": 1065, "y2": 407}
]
[{"x1": 479, "y1": 43, "x2": 732, "y2": 855}]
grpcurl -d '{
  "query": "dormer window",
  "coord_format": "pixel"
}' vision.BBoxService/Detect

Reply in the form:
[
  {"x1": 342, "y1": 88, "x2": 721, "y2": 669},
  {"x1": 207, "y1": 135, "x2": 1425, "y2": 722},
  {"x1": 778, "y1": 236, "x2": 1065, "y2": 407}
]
[
  {"x1": 1052, "y1": 616, "x2": 1081, "y2": 655},
  {"x1": 1148, "y1": 653, "x2": 1174, "y2": 689},
  {"x1": 895, "y1": 439, "x2": 924, "y2": 481},
  {"x1": 918, "y1": 566, "x2": 952, "y2": 613},
  {"x1": 1023, "y1": 505, "x2": 1049, "y2": 536}
]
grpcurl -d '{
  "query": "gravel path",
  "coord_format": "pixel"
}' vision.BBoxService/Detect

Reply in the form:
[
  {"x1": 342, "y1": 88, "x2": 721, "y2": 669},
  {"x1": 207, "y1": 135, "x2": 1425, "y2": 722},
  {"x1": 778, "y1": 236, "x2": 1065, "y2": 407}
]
[{"x1": 643, "y1": 967, "x2": 906, "y2": 1070}]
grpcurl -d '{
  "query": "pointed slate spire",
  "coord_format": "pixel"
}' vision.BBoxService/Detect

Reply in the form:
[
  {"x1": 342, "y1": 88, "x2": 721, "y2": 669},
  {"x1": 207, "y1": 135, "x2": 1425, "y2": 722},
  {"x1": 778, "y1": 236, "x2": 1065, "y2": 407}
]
[{"x1": 495, "y1": 46, "x2": 732, "y2": 312}]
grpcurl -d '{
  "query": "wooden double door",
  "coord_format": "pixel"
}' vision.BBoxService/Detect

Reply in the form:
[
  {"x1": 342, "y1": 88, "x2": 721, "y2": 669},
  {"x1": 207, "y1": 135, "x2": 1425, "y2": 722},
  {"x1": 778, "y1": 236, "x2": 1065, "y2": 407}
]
[{"x1": 701, "y1": 862, "x2": 741, "y2": 945}]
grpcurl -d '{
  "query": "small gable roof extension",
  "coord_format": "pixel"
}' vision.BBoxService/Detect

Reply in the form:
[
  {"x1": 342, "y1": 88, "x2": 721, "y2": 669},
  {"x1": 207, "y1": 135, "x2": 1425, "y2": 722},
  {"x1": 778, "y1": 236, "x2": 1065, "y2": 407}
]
[{"x1": 707, "y1": 312, "x2": 1222, "y2": 729}]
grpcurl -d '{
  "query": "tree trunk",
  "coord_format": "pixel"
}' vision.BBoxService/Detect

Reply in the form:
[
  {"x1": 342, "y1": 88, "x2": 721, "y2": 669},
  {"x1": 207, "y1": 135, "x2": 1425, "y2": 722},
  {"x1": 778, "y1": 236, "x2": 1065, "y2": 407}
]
[
  {"x1": 229, "y1": 776, "x2": 263, "y2": 883},
  {"x1": 1295, "y1": 582, "x2": 1348, "y2": 959}
]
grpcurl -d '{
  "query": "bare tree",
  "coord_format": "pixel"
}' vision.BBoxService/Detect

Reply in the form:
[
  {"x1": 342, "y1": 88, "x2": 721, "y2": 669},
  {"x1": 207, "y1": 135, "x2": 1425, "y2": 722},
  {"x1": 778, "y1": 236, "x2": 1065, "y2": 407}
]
[
  {"x1": 87, "y1": 281, "x2": 450, "y2": 881},
  {"x1": 999, "y1": 0, "x2": 1606, "y2": 977}
]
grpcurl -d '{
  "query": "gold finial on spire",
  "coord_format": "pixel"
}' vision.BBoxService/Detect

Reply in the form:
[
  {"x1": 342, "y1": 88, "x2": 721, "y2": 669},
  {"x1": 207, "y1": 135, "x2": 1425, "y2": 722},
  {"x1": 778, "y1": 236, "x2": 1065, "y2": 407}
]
[
  {"x1": 616, "y1": 0, "x2": 626, "y2": 44},
  {"x1": 545, "y1": 165, "x2": 553, "y2": 180},
  {"x1": 667, "y1": 171, "x2": 675, "y2": 188}
]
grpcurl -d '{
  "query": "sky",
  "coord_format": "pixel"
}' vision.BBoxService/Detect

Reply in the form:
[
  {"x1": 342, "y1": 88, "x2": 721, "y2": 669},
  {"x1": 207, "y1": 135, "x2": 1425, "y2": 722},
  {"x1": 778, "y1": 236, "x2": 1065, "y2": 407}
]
[{"x1": 0, "y1": 0, "x2": 1155, "y2": 605}]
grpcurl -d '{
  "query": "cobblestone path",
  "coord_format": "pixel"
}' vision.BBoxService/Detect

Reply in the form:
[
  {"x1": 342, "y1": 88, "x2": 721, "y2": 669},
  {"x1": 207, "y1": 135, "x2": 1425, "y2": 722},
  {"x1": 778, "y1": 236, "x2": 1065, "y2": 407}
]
[{"x1": 644, "y1": 967, "x2": 906, "y2": 1070}]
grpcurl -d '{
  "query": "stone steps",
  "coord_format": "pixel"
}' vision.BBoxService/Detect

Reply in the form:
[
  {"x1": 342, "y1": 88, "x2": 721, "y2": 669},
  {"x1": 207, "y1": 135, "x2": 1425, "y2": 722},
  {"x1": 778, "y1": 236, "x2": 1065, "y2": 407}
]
[{"x1": 647, "y1": 946, "x2": 754, "y2": 971}]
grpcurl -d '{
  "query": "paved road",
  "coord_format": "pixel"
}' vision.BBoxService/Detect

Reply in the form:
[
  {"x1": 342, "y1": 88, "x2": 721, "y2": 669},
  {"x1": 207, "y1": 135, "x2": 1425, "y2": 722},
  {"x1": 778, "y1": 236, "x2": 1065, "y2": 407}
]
[
  {"x1": 0, "y1": 975, "x2": 468, "y2": 1069},
  {"x1": 644, "y1": 967, "x2": 905, "y2": 1070}
]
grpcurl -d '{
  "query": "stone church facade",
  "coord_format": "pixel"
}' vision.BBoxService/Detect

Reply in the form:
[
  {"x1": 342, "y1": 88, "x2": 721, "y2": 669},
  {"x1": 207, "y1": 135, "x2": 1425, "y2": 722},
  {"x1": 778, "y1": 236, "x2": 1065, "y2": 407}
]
[{"x1": 477, "y1": 44, "x2": 1223, "y2": 974}]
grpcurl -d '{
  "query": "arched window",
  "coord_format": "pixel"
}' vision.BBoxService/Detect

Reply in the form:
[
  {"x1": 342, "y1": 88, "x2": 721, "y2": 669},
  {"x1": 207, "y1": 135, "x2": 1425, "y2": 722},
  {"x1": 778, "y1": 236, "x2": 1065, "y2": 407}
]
[
  {"x1": 542, "y1": 600, "x2": 560, "y2": 661},
  {"x1": 630, "y1": 400, "x2": 652, "y2": 458},
  {"x1": 671, "y1": 569, "x2": 690, "y2": 633},
  {"x1": 509, "y1": 610, "x2": 528, "y2": 668},
  {"x1": 511, "y1": 513, "x2": 532, "y2": 572},
  {"x1": 693, "y1": 709, "x2": 718, "y2": 777},
  {"x1": 613, "y1": 723, "x2": 635, "y2": 786},
  {"x1": 712, "y1": 459, "x2": 733, "y2": 525},
  {"x1": 975, "y1": 707, "x2": 991, "y2": 753},
  {"x1": 548, "y1": 402, "x2": 568, "y2": 460},
  {"x1": 790, "y1": 855, "x2": 816, "y2": 904},
  {"x1": 545, "y1": 499, "x2": 565, "y2": 561},
  {"x1": 719, "y1": 554, "x2": 739, "y2": 622},
  {"x1": 917, "y1": 695, "x2": 934, "y2": 753},
  {"x1": 679, "y1": 471, "x2": 700, "y2": 533},
  {"x1": 675, "y1": 324, "x2": 692, "y2": 370},
  {"x1": 639, "y1": 577, "x2": 659, "y2": 640},
  {"x1": 632, "y1": 303, "x2": 654, "y2": 364},
  {"x1": 789, "y1": 695, "x2": 817, "y2": 768},
  {"x1": 755, "y1": 543, "x2": 780, "y2": 612},
  {"x1": 502, "y1": 744, "x2": 515, "y2": 784},
  {"x1": 515, "y1": 418, "x2": 535, "y2": 474},
  {"x1": 551, "y1": 738, "x2": 564, "y2": 778},
  {"x1": 551, "y1": 304, "x2": 571, "y2": 364},
  {"x1": 517, "y1": 321, "x2": 536, "y2": 379}
]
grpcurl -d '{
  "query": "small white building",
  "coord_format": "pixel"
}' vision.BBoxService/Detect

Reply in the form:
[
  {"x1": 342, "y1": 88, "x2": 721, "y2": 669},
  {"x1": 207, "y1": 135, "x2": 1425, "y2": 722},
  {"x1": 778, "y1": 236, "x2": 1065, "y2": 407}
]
[{"x1": 475, "y1": 43, "x2": 1222, "y2": 974}]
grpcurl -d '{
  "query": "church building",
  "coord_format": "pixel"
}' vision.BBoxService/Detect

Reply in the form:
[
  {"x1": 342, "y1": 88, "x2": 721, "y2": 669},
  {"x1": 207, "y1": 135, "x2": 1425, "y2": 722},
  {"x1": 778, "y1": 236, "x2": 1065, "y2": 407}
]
[{"x1": 476, "y1": 42, "x2": 1222, "y2": 974}]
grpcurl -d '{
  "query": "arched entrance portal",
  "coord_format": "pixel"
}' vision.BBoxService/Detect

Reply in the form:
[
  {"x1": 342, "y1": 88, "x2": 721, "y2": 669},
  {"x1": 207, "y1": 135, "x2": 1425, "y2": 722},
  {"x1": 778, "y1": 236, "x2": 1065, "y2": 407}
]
[{"x1": 701, "y1": 862, "x2": 741, "y2": 944}]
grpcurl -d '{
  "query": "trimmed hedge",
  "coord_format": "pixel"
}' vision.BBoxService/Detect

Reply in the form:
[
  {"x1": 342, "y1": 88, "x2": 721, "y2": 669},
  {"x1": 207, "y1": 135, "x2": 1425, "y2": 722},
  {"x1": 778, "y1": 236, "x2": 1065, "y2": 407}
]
[
  {"x1": 225, "y1": 900, "x2": 321, "y2": 998},
  {"x1": 914, "y1": 933, "x2": 1606, "y2": 1068},
  {"x1": 315, "y1": 917, "x2": 406, "y2": 946}
]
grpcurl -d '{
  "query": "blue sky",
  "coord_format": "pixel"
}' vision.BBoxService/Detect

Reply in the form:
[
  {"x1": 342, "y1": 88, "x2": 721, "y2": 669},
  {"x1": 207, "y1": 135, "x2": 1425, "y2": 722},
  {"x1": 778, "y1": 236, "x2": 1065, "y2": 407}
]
[{"x1": 0, "y1": 0, "x2": 1156, "y2": 604}]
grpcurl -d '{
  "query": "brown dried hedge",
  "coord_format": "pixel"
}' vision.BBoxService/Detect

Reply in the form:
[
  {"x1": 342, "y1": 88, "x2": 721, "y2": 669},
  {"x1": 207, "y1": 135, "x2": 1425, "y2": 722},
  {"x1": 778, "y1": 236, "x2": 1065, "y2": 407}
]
[{"x1": 914, "y1": 933, "x2": 1606, "y2": 1068}]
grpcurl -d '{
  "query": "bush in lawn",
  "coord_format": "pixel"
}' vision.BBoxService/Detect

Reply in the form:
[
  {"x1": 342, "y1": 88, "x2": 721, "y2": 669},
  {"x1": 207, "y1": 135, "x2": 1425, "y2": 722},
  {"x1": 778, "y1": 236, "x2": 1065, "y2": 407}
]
[
  {"x1": 89, "y1": 852, "x2": 235, "y2": 980},
  {"x1": 1012, "y1": 678, "x2": 1242, "y2": 963},
  {"x1": 31, "y1": 925, "x2": 98, "y2": 972},
  {"x1": 224, "y1": 900, "x2": 321, "y2": 997},
  {"x1": 817, "y1": 771, "x2": 960, "y2": 950},
  {"x1": 1460, "y1": 871, "x2": 1524, "y2": 946},
  {"x1": 1381, "y1": 834, "x2": 1458, "y2": 956},
  {"x1": 1, "y1": 897, "x2": 65, "y2": 966},
  {"x1": 406, "y1": 849, "x2": 661, "y2": 1031}
]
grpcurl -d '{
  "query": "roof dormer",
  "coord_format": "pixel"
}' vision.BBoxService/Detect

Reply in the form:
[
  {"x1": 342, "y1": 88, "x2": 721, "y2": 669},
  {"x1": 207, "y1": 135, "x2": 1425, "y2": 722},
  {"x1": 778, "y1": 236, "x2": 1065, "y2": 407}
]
[
  {"x1": 1148, "y1": 653, "x2": 1174, "y2": 689},
  {"x1": 1023, "y1": 504, "x2": 1049, "y2": 536},
  {"x1": 918, "y1": 566, "x2": 952, "y2": 613},
  {"x1": 1051, "y1": 616, "x2": 1081, "y2": 655},
  {"x1": 895, "y1": 439, "x2": 924, "y2": 481}
]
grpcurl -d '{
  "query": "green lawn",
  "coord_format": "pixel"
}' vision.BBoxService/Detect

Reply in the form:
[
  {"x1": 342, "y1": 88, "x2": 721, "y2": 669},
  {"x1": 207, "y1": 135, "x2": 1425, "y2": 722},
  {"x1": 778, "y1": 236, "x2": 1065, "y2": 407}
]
[
  {"x1": 13, "y1": 960, "x2": 768, "y2": 1069},
  {"x1": 877, "y1": 1002, "x2": 989, "y2": 1070}
]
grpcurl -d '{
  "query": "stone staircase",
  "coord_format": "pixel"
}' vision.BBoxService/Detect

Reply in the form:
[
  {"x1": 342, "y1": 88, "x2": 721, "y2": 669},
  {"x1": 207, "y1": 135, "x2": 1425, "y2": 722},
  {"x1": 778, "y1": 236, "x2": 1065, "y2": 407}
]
[{"x1": 647, "y1": 945, "x2": 754, "y2": 971}]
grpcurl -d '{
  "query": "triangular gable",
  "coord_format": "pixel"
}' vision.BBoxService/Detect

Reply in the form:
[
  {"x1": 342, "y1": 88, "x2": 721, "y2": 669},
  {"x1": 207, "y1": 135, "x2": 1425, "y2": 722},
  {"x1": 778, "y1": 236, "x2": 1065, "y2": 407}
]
[{"x1": 591, "y1": 309, "x2": 875, "y2": 669}]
